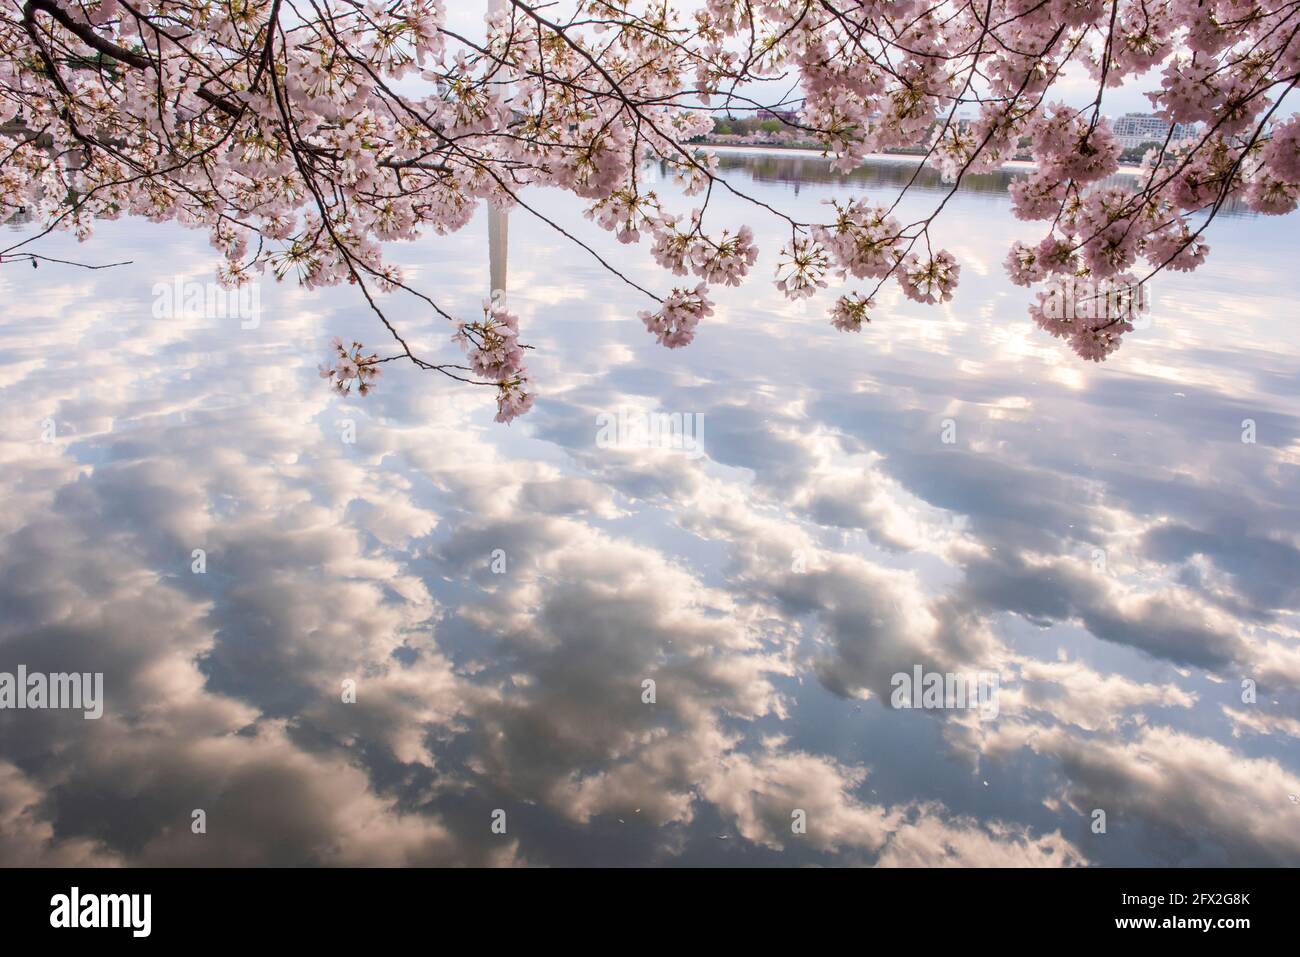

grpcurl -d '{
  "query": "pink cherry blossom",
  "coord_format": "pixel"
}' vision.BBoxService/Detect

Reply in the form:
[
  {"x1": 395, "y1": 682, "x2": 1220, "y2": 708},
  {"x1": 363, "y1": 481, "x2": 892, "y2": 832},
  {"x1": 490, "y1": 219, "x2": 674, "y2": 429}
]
[{"x1": 0, "y1": 0, "x2": 1295, "y2": 392}]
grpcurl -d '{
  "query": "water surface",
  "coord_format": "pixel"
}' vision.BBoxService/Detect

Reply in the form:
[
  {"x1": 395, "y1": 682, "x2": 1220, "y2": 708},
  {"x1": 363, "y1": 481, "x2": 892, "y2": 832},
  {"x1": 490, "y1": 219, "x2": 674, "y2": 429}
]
[{"x1": 1, "y1": 153, "x2": 1297, "y2": 866}]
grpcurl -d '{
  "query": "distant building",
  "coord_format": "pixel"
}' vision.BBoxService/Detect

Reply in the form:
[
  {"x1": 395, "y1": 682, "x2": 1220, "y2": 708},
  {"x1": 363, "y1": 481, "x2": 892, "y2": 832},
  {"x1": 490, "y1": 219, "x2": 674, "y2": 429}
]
[
  {"x1": 1112, "y1": 113, "x2": 1200, "y2": 150},
  {"x1": 756, "y1": 109, "x2": 799, "y2": 125}
]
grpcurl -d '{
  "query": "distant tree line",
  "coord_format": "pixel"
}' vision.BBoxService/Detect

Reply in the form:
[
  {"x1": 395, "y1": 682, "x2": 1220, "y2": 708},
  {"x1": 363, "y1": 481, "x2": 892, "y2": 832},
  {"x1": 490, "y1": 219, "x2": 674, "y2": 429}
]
[{"x1": 710, "y1": 117, "x2": 786, "y2": 137}]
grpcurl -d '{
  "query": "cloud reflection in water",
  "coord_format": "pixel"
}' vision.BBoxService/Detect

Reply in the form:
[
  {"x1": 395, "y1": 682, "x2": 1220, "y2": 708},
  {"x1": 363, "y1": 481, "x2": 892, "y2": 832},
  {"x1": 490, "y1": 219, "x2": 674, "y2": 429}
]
[{"x1": 0, "y1": 152, "x2": 1297, "y2": 866}]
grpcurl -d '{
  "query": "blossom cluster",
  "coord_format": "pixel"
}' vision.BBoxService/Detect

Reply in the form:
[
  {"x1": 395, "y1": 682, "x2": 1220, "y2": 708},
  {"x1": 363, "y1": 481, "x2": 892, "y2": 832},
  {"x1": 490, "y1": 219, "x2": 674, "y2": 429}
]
[
  {"x1": 319, "y1": 338, "x2": 383, "y2": 396},
  {"x1": 454, "y1": 302, "x2": 533, "y2": 424},
  {"x1": 639, "y1": 283, "x2": 715, "y2": 349}
]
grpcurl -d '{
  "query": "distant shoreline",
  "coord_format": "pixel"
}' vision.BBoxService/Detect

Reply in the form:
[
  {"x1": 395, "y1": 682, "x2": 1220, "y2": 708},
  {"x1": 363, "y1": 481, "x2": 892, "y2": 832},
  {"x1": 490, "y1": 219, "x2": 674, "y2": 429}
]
[{"x1": 694, "y1": 142, "x2": 1147, "y2": 176}]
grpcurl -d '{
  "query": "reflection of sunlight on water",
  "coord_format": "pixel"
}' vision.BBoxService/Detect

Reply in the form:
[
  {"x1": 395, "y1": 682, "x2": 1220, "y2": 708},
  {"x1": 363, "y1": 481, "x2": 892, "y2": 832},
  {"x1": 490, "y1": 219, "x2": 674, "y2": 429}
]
[{"x1": 0, "y1": 152, "x2": 1298, "y2": 867}]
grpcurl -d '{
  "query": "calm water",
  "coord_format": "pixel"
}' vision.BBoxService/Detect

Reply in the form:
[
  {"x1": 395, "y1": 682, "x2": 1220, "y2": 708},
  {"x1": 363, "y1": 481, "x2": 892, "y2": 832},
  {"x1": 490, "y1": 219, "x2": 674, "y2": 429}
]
[{"x1": 1, "y1": 152, "x2": 1297, "y2": 866}]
